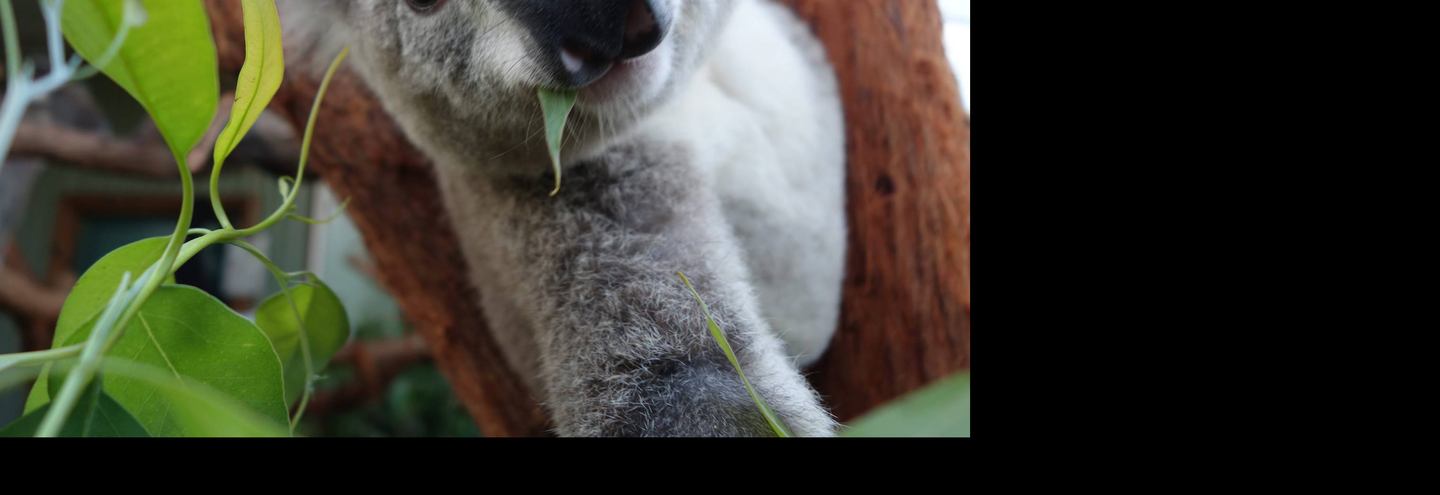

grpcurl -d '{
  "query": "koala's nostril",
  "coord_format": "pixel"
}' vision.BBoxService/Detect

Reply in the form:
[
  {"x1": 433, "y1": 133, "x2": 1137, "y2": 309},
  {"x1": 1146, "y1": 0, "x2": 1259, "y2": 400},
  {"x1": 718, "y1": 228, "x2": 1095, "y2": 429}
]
[
  {"x1": 619, "y1": 0, "x2": 667, "y2": 60},
  {"x1": 556, "y1": 36, "x2": 622, "y2": 87},
  {"x1": 541, "y1": 0, "x2": 673, "y2": 86},
  {"x1": 560, "y1": 41, "x2": 603, "y2": 75},
  {"x1": 560, "y1": 47, "x2": 587, "y2": 74}
]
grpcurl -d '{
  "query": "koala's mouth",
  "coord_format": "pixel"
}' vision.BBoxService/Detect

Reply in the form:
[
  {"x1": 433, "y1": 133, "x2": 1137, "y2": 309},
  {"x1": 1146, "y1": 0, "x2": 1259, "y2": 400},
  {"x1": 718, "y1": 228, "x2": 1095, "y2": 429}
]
[{"x1": 568, "y1": 50, "x2": 670, "y2": 109}]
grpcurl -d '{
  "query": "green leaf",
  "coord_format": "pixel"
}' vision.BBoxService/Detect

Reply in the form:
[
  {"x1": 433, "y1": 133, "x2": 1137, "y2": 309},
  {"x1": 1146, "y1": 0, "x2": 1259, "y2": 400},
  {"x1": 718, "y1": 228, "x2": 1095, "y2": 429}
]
[
  {"x1": 24, "y1": 367, "x2": 50, "y2": 414},
  {"x1": 52, "y1": 237, "x2": 169, "y2": 350},
  {"x1": 538, "y1": 88, "x2": 577, "y2": 196},
  {"x1": 52, "y1": 286, "x2": 289, "y2": 436},
  {"x1": 213, "y1": 0, "x2": 284, "y2": 165},
  {"x1": 2, "y1": 380, "x2": 149, "y2": 438},
  {"x1": 62, "y1": 0, "x2": 219, "y2": 159},
  {"x1": 677, "y1": 272, "x2": 794, "y2": 437},
  {"x1": 254, "y1": 280, "x2": 352, "y2": 405},
  {"x1": 25, "y1": 237, "x2": 169, "y2": 412},
  {"x1": 96, "y1": 358, "x2": 289, "y2": 437},
  {"x1": 843, "y1": 372, "x2": 971, "y2": 438},
  {"x1": 210, "y1": 0, "x2": 284, "y2": 229}
]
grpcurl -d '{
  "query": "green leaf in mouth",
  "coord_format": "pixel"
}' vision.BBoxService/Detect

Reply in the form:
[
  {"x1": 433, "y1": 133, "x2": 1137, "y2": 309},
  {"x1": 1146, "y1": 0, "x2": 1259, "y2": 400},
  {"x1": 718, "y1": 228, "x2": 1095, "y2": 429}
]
[{"x1": 538, "y1": 88, "x2": 579, "y2": 197}]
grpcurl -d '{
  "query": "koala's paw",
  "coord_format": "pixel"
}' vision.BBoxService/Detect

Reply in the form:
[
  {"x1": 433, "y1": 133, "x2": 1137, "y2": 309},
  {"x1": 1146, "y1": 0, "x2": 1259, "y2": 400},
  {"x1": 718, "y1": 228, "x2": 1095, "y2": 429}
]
[{"x1": 552, "y1": 358, "x2": 837, "y2": 438}]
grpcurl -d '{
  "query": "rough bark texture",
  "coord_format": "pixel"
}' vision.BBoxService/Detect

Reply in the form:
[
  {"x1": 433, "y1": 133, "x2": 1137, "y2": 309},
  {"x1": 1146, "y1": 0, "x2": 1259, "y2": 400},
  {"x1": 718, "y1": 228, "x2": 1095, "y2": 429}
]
[
  {"x1": 782, "y1": 0, "x2": 972, "y2": 422},
  {"x1": 204, "y1": 0, "x2": 969, "y2": 435}
]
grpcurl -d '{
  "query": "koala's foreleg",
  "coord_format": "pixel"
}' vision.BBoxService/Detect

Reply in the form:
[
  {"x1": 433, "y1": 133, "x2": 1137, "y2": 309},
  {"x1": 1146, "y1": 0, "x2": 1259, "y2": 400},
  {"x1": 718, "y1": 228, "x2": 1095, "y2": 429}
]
[{"x1": 477, "y1": 142, "x2": 837, "y2": 437}]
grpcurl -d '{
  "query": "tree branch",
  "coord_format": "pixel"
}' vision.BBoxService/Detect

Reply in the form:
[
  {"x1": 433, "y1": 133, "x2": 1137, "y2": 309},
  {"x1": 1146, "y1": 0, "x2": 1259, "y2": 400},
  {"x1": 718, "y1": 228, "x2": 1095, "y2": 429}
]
[
  {"x1": 11, "y1": 120, "x2": 178, "y2": 177},
  {"x1": 0, "y1": 265, "x2": 65, "y2": 323},
  {"x1": 782, "y1": 0, "x2": 971, "y2": 421},
  {"x1": 11, "y1": 88, "x2": 304, "y2": 179},
  {"x1": 0, "y1": 243, "x2": 69, "y2": 351}
]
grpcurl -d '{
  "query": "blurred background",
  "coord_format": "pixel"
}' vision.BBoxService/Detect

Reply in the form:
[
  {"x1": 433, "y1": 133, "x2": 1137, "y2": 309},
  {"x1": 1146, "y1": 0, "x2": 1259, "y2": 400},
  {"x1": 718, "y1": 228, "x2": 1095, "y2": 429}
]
[
  {"x1": 941, "y1": 0, "x2": 971, "y2": 113},
  {"x1": 0, "y1": 0, "x2": 969, "y2": 436}
]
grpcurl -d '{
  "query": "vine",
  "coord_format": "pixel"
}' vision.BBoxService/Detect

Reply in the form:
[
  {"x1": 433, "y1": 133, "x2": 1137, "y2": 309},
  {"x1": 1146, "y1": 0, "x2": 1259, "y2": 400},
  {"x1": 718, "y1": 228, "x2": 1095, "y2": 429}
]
[{"x1": 0, "y1": 0, "x2": 352, "y2": 438}]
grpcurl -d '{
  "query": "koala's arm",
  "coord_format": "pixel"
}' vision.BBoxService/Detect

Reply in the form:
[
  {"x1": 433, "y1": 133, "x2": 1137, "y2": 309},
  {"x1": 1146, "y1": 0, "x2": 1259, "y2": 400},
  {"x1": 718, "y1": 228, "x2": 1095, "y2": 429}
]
[{"x1": 483, "y1": 142, "x2": 837, "y2": 437}]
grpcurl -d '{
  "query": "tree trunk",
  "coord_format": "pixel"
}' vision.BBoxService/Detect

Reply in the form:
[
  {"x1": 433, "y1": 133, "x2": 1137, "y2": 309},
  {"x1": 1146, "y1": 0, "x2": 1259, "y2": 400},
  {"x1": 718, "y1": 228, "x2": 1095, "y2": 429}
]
[
  {"x1": 780, "y1": 0, "x2": 972, "y2": 422},
  {"x1": 205, "y1": 0, "x2": 969, "y2": 436}
]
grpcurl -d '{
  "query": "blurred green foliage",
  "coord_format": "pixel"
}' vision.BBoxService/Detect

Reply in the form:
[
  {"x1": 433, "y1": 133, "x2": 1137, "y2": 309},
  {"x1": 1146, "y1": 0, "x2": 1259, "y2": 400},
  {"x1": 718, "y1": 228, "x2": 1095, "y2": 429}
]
[{"x1": 298, "y1": 321, "x2": 479, "y2": 438}]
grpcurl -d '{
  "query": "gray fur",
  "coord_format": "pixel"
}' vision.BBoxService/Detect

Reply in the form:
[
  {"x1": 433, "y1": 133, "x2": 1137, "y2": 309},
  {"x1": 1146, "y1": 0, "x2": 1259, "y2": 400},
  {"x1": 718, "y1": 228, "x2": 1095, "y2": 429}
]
[{"x1": 280, "y1": 0, "x2": 846, "y2": 437}]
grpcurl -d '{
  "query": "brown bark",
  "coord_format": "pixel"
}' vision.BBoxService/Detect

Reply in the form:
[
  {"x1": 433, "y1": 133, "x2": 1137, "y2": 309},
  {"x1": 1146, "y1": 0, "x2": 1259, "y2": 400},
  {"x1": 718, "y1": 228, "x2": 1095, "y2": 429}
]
[
  {"x1": 203, "y1": 0, "x2": 969, "y2": 434},
  {"x1": 0, "y1": 265, "x2": 65, "y2": 325},
  {"x1": 0, "y1": 243, "x2": 69, "y2": 351},
  {"x1": 11, "y1": 121, "x2": 178, "y2": 178},
  {"x1": 781, "y1": 0, "x2": 972, "y2": 421},
  {"x1": 11, "y1": 91, "x2": 303, "y2": 178}
]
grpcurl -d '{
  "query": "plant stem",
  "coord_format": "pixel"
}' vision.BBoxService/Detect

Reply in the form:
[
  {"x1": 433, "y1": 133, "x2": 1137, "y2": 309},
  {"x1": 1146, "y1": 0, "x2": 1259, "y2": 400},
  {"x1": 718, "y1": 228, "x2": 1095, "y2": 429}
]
[
  {"x1": 1, "y1": 0, "x2": 20, "y2": 79},
  {"x1": 229, "y1": 240, "x2": 315, "y2": 434},
  {"x1": 677, "y1": 272, "x2": 794, "y2": 437},
  {"x1": 42, "y1": 0, "x2": 64, "y2": 72},
  {"x1": 38, "y1": 147, "x2": 194, "y2": 437},
  {"x1": 235, "y1": 47, "x2": 347, "y2": 238},
  {"x1": 0, "y1": 0, "x2": 135, "y2": 177},
  {"x1": 0, "y1": 69, "x2": 29, "y2": 172},
  {"x1": 0, "y1": 344, "x2": 83, "y2": 372},
  {"x1": 36, "y1": 271, "x2": 140, "y2": 436}
]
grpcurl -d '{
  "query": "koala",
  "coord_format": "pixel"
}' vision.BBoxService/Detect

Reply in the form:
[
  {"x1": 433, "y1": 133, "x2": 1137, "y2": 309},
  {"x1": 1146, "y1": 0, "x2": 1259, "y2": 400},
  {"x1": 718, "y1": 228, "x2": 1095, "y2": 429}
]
[{"x1": 280, "y1": 0, "x2": 847, "y2": 437}]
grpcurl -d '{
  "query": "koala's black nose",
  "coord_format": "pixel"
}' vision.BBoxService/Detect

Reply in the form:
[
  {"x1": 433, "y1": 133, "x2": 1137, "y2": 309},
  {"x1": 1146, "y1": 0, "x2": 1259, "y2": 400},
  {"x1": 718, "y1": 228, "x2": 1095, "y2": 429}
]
[{"x1": 537, "y1": 0, "x2": 672, "y2": 86}]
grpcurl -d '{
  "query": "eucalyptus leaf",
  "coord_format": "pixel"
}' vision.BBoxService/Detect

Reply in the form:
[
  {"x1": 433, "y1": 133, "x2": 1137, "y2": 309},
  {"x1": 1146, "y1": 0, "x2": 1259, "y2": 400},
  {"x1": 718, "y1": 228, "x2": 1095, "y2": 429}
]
[
  {"x1": 210, "y1": 0, "x2": 284, "y2": 229},
  {"x1": 2, "y1": 380, "x2": 148, "y2": 437},
  {"x1": 538, "y1": 88, "x2": 577, "y2": 196},
  {"x1": 51, "y1": 286, "x2": 289, "y2": 436},
  {"x1": 95, "y1": 358, "x2": 290, "y2": 437},
  {"x1": 842, "y1": 372, "x2": 971, "y2": 438},
  {"x1": 61, "y1": 0, "x2": 219, "y2": 159},
  {"x1": 51, "y1": 237, "x2": 168, "y2": 349},
  {"x1": 25, "y1": 237, "x2": 169, "y2": 412},
  {"x1": 24, "y1": 367, "x2": 50, "y2": 414},
  {"x1": 678, "y1": 272, "x2": 793, "y2": 437},
  {"x1": 254, "y1": 280, "x2": 352, "y2": 405},
  {"x1": 214, "y1": 0, "x2": 284, "y2": 164}
]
